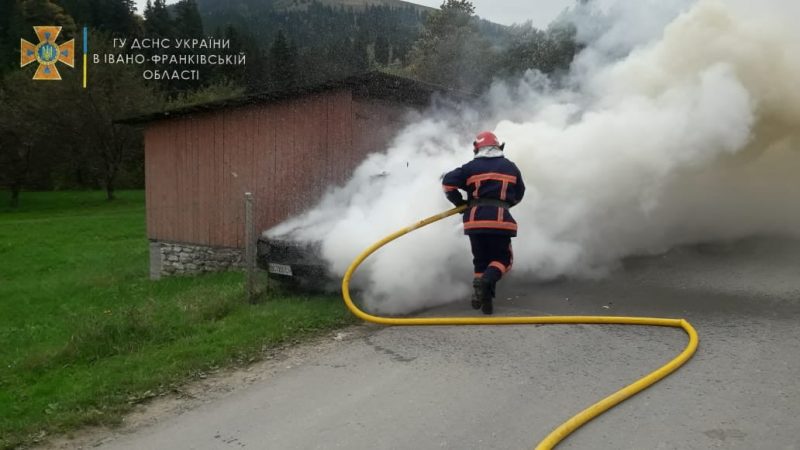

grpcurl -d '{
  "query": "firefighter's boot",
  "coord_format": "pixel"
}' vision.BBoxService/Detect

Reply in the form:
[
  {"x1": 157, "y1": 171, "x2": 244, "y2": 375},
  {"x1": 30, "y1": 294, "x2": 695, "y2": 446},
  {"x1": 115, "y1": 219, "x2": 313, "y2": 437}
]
[
  {"x1": 477, "y1": 278, "x2": 496, "y2": 315},
  {"x1": 471, "y1": 278, "x2": 483, "y2": 310}
]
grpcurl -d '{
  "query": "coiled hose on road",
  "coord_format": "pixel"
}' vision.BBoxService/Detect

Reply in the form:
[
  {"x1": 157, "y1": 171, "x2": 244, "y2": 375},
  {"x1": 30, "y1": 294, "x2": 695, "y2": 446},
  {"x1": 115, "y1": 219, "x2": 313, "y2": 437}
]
[{"x1": 341, "y1": 205, "x2": 699, "y2": 449}]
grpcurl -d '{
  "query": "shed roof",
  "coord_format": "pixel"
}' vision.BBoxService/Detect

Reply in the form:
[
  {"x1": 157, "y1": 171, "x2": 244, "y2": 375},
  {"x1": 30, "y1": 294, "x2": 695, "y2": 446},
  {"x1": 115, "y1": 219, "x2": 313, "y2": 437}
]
[{"x1": 117, "y1": 71, "x2": 464, "y2": 125}]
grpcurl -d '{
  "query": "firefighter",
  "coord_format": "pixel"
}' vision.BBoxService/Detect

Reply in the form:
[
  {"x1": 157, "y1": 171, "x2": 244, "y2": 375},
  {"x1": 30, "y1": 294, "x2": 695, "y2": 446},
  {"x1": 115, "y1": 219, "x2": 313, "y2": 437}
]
[{"x1": 442, "y1": 131, "x2": 525, "y2": 314}]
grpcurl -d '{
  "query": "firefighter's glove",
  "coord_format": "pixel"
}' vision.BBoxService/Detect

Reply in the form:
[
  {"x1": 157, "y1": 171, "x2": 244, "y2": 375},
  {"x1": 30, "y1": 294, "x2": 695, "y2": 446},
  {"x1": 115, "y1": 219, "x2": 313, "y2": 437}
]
[{"x1": 446, "y1": 191, "x2": 467, "y2": 207}]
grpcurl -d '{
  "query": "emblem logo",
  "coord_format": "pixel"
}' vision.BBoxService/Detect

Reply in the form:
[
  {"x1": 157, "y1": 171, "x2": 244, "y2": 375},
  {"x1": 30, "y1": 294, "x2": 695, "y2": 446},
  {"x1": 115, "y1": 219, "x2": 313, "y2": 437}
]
[{"x1": 20, "y1": 26, "x2": 75, "y2": 80}]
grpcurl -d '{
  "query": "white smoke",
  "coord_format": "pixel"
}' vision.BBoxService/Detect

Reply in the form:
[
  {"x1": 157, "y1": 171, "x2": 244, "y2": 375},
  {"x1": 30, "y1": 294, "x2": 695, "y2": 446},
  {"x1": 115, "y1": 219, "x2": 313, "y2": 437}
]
[{"x1": 268, "y1": 0, "x2": 800, "y2": 313}]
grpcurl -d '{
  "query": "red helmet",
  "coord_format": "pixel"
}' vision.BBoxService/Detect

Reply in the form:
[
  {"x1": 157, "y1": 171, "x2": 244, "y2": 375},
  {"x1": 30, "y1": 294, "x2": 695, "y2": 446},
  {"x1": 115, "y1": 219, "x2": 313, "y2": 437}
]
[{"x1": 473, "y1": 131, "x2": 504, "y2": 152}]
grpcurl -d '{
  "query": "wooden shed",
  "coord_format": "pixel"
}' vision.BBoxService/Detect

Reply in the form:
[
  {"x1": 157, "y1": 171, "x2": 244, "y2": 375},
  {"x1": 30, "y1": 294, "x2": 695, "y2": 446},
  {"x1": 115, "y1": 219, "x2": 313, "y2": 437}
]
[{"x1": 121, "y1": 72, "x2": 451, "y2": 278}]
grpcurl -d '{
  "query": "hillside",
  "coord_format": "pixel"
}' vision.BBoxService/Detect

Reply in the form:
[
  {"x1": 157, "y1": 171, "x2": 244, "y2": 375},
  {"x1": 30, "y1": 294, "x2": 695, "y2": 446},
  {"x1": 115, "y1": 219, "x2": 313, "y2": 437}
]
[
  {"x1": 191, "y1": 0, "x2": 505, "y2": 61},
  {"x1": 162, "y1": 0, "x2": 512, "y2": 92},
  {"x1": 194, "y1": 0, "x2": 433, "y2": 33},
  {"x1": 273, "y1": 0, "x2": 435, "y2": 13},
  {"x1": 190, "y1": 0, "x2": 433, "y2": 83},
  {"x1": 194, "y1": 0, "x2": 435, "y2": 14}
]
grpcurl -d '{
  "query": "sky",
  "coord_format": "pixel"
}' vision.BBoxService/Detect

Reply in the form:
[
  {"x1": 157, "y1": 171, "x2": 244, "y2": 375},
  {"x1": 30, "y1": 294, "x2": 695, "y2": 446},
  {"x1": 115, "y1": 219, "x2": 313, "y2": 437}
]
[{"x1": 133, "y1": 0, "x2": 576, "y2": 28}]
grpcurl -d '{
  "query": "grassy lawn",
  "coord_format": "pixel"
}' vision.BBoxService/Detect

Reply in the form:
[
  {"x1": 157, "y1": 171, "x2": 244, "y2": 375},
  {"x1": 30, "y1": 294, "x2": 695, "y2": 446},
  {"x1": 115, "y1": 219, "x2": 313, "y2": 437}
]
[{"x1": 0, "y1": 191, "x2": 355, "y2": 449}]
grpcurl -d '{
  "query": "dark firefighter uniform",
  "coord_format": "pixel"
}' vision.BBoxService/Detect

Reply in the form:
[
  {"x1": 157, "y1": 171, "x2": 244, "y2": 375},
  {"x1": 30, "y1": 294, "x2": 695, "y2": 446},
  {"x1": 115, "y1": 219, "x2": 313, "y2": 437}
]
[{"x1": 442, "y1": 131, "x2": 525, "y2": 314}]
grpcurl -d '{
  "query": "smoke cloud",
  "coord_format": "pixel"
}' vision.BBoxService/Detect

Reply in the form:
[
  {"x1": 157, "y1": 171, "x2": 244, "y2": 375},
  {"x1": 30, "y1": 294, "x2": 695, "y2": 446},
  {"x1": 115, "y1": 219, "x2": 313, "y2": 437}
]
[{"x1": 268, "y1": 0, "x2": 800, "y2": 313}]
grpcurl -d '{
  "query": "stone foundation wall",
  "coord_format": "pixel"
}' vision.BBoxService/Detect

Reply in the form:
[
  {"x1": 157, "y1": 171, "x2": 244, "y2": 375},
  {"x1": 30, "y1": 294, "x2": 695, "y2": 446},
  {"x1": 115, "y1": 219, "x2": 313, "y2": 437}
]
[{"x1": 150, "y1": 241, "x2": 243, "y2": 279}]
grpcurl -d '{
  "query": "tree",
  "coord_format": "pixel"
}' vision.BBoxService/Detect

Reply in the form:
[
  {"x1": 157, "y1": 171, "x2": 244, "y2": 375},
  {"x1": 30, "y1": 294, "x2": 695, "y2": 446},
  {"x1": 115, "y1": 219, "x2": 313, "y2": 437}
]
[
  {"x1": 0, "y1": 0, "x2": 80, "y2": 203},
  {"x1": 173, "y1": 0, "x2": 203, "y2": 37},
  {"x1": 0, "y1": 1, "x2": 24, "y2": 75},
  {"x1": 268, "y1": 30, "x2": 297, "y2": 91},
  {"x1": 208, "y1": 25, "x2": 246, "y2": 86},
  {"x1": 374, "y1": 35, "x2": 390, "y2": 66},
  {"x1": 19, "y1": 0, "x2": 78, "y2": 37},
  {"x1": 0, "y1": 122, "x2": 34, "y2": 207},
  {"x1": 144, "y1": 0, "x2": 173, "y2": 37},
  {"x1": 0, "y1": 70, "x2": 75, "y2": 204},
  {"x1": 98, "y1": 0, "x2": 138, "y2": 35},
  {"x1": 352, "y1": 30, "x2": 370, "y2": 72},
  {"x1": 407, "y1": 0, "x2": 495, "y2": 92},
  {"x1": 499, "y1": 22, "x2": 578, "y2": 78},
  {"x1": 1, "y1": 29, "x2": 163, "y2": 202},
  {"x1": 60, "y1": 0, "x2": 139, "y2": 35},
  {"x1": 76, "y1": 33, "x2": 163, "y2": 200}
]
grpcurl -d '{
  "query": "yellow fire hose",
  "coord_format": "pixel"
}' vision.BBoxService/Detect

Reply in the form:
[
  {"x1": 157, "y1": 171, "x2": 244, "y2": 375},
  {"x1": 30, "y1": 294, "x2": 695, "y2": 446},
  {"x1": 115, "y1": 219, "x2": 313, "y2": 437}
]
[{"x1": 341, "y1": 205, "x2": 699, "y2": 449}]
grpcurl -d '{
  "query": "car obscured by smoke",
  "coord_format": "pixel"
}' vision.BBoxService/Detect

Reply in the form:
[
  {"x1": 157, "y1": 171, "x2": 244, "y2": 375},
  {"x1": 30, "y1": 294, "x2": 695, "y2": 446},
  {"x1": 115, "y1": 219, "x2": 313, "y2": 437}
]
[{"x1": 257, "y1": 237, "x2": 337, "y2": 292}]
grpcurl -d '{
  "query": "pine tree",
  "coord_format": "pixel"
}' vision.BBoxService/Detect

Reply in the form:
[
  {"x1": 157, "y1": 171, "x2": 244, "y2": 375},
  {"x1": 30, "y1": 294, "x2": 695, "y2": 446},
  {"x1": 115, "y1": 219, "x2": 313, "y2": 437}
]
[
  {"x1": 174, "y1": 0, "x2": 203, "y2": 37},
  {"x1": 407, "y1": 0, "x2": 494, "y2": 91},
  {"x1": 144, "y1": 0, "x2": 173, "y2": 37},
  {"x1": 0, "y1": 0, "x2": 24, "y2": 75},
  {"x1": 80, "y1": 0, "x2": 138, "y2": 35},
  {"x1": 374, "y1": 35, "x2": 390, "y2": 66},
  {"x1": 352, "y1": 30, "x2": 369, "y2": 73},
  {"x1": 268, "y1": 30, "x2": 297, "y2": 91}
]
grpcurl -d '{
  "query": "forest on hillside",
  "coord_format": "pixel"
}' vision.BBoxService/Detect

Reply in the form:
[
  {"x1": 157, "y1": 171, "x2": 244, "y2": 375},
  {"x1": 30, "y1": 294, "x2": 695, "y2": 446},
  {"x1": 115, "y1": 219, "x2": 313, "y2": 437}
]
[{"x1": 0, "y1": 0, "x2": 580, "y2": 205}]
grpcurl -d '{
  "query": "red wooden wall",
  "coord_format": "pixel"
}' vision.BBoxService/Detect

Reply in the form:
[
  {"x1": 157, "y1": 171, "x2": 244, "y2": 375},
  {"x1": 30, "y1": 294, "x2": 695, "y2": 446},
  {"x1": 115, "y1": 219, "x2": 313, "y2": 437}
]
[{"x1": 144, "y1": 88, "x2": 411, "y2": 248}]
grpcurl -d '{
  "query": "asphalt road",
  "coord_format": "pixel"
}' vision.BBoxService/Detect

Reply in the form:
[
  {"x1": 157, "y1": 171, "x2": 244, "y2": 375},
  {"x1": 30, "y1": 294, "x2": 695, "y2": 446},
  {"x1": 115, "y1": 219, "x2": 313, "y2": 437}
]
[{"x1": 94, "y1": 238, "x2": 800, "y2": 450}]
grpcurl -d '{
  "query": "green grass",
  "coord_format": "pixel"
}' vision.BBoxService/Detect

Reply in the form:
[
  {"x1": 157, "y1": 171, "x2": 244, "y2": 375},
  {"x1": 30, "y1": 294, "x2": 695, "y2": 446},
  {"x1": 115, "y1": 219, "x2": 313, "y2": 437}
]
[{"x1": 0, "y1": 191, "x2": 355, "y2": 449}]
